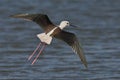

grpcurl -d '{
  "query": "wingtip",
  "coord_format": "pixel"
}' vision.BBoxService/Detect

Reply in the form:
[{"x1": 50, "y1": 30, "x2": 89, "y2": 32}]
[
  {"x1": 9, "y1": 13, "x2": 34, "y2": 21},
  {"x1": 10, "y1": 13, "x2": 29, "y2": 18},
  {"x1": 82, "y1": 59, "x2": 88, "y2": 68},
  {"x1": 84, "y1": 63, "x2": 88, "y2": 68}
]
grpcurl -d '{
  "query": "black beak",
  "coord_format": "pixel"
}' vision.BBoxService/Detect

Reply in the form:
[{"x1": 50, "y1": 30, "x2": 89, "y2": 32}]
[{"x1": 70, "y1": 24, "x2": 79, "y2": 28}]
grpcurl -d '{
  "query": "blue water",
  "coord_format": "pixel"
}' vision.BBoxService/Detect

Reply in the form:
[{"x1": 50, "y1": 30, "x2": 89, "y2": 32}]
[{"x1": 0, "y1": 0, "x2": 120, "y2": 80}]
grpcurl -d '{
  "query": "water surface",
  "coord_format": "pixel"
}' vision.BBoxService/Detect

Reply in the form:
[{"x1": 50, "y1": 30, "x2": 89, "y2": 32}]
[{"x1": 0, "y1": 0, "x2": 120, "y2": 80}]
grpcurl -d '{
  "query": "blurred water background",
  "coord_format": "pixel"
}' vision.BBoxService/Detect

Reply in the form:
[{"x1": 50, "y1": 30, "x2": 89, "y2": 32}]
[{"x1": 0, "y1": 0, "x2": 120, "y2": 80}]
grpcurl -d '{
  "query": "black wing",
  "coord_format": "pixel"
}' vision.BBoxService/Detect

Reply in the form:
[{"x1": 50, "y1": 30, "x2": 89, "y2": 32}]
[
  {"x1": 10, "y1": 13, "x2": 55, "y2": 32},
  {"x1": 54, "y1": 31, "x2": 87, "y2": 68}
]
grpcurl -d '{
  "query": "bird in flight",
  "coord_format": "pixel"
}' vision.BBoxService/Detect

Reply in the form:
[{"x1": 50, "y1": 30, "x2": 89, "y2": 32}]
[{"x1": 11, "y1": 13, "x2": 87, "y2": 68}]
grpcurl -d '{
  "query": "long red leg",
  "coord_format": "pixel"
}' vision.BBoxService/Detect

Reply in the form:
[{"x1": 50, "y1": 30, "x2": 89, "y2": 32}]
[
  {"x1": 28, "y1": 42, "x2": 41, "y2": 61},
  {"x1": 31, "y1": 43, "x2": 46, "y2": 65}
]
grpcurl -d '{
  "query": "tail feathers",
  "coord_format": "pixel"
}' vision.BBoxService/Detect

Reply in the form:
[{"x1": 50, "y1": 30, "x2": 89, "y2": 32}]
[{"x1": 37, "y1": 33, "x2": 52, "y2": 45}]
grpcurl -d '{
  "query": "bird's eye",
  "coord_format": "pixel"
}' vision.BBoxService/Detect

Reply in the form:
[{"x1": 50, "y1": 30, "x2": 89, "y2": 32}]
[{"x1": 67, "y1": 23, "x2": 69, "y2": 24}]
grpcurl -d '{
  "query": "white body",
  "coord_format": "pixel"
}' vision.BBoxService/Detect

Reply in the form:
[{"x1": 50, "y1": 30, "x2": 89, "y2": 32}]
[
  {"x1": 37, "y1": 21, "x2": 69, "y2": 45},
  {"x1": 37, "y1": 33, "x2": 52, "y2": 44},
  {"x1": 37, "y1": 27, "x2": 57, "y2": 45}
]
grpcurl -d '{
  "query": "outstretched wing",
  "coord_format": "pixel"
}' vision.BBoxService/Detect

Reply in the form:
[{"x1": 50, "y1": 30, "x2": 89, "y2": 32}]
[
  {"x1": 54, "y1": 31, "x2": 87, "y2": 68},
  {"x1": 10, "y1": 13, "x2": 55, "y2": 32}
]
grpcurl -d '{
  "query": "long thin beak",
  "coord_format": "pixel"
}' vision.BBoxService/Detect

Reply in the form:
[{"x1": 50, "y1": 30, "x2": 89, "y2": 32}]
[{"x1": 70, "y1": 24, "x2": 79, "y2": 28}]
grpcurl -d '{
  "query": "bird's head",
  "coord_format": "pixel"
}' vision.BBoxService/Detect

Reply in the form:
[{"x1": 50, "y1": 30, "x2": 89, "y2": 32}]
[
  {"x1": 59, "y1": 21, "x2": 78, "y2": 30},
  {"x1": 59, "y1": 21, "x2": 70, "y2": 29}
]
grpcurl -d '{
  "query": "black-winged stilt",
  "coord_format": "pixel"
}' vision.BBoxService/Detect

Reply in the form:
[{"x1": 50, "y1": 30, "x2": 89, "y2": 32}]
[{"x1": 11, "y1": 13, "x2": 87, "y2": 68}]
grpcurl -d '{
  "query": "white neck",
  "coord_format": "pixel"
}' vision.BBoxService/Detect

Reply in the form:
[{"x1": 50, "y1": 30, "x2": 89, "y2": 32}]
[{"x1": 58, "y1": 24, "x2": 66, "y2": 30}]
